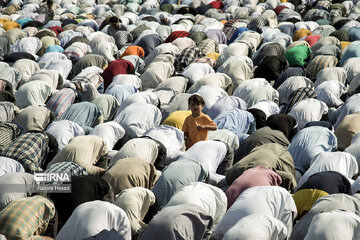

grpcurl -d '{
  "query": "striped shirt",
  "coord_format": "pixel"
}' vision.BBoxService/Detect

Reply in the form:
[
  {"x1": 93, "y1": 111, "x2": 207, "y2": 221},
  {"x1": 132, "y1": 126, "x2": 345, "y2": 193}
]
[
  {"x1": 281, "y1": 87, "x2": 317, "y2": 114},
  {"x1": 46, "y1": 88, "x2": 76, "y2": 119},
  {"x1": 0, "y1": 195, "x2": 55, "y2": 240},
  {"x1": 1, "y1": 132, "x2": 49, "y2": 173},
  {"x1": 306, "y1": 55, "x2": 339, "y2": 80},
  {"x1": 0, "y1": 122, "x2": 21, "y2": 152}
]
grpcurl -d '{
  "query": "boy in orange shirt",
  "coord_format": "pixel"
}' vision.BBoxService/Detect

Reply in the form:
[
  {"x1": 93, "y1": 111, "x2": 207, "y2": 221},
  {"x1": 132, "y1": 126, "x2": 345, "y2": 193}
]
[{"x1": 182, "y1": 94, "x2": 217, "y2": 150}]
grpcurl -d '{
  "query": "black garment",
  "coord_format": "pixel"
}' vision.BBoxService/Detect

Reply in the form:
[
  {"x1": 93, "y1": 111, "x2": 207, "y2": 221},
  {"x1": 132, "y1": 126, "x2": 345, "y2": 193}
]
[
  {"x1": 254, "y1": 55, "x2": 288, "y2": 82},
  {"x1": 49, "y1": 175, "x2": 114, "y2": 230},
  {"x1": 274, "y1": 65, "x2": 306, "y2": 89},
  {"x1": 35, "y1": 30, "x2": 55, "y2": 40},
  {"x1": 3, "y1": 52, "x2": 36, "y2": 63},
  {"x1": 61, "y1": 18, "x2": 78, "y2": 28},
  {"x1": 252, "y1": 42, "x2": 285, "y2": 66},
  {"x1": 0, "y1": 91, "x2": 16, "y2": 103},
  {"x1": 266, "y1": 114, "x2": 298, "y2": 141},
  {"x1": 297, "y1": 171, "x2": 352, "y2": 195},
  {"x1": 23, "y1": 21, "x2": 43, "y2": 29},
  {"x1": 247, "y1": 109, "x2": 266, "y2": 129},
  {"x1": 136, "y1": 34, "x2": 163, "y2": 57},
  {"x1": 63, "y1": 36, "x2": 90, "y2": 49},
  {"x1": 304, "y1": 121, "x2": 333, "y2": 131}
]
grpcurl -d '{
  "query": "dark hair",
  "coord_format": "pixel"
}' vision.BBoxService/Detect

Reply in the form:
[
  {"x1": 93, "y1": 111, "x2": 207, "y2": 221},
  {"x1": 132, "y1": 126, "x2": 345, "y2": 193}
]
[
  {"x1": 188, "y1": 94, "x2": 205, "y2": 105},
  {"x1": 46, "y1": 0, "x2": 53, "y2": 5},
  {"x1": 109, "y1": 16, "x2": 120, "y2": 24}
]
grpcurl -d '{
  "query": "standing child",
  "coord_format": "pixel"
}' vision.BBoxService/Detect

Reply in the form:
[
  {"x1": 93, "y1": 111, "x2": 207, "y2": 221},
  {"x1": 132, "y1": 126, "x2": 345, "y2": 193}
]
[
  {"x1": 45, "y1": 0, "x2": 55, "y2": 23},
  {"x1": 182, "y1": 94, "x2": 217, "y2": 150}
]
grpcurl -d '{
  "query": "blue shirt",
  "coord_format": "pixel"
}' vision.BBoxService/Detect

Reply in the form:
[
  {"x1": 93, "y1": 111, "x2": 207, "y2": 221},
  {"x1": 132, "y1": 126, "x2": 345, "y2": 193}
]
[{"x1": 288, "y1": 126, "x2": 337, "y2": 173}]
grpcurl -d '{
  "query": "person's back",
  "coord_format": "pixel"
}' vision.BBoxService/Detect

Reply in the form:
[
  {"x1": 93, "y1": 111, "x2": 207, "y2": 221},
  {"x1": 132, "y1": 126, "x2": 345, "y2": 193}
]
[{"x1": 182, "y1": 94, "x2": 217, "y2": 150}]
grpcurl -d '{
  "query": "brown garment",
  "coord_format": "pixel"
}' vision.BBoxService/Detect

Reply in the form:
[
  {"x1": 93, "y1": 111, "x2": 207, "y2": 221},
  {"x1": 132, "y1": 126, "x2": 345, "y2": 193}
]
[
  {"x1": 102, "y1": 158, "x2": 160, "y2": 195},
  {"x1": 335, "y1": 112, "x2": 360, "y2": 151}
]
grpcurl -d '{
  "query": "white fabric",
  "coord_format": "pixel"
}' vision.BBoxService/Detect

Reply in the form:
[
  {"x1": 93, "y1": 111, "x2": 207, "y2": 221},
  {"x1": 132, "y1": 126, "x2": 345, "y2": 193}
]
[
  {"x1": 179, "y1": 140, "x2": 227, "y2": 184},
  {"x1": 109, "y1": 138, "x2": 158, "y2": 167},
  {"x1": 297, "y1": 151, "x2": 359, "y2": 190},
  {"x1": 288, "y1": 99, "x2": 328, "y2": 129},
  {"x1": 114, "y1": 103, "x2": 162, "y2": 139},
  {"x1": 304, "y1": 210, "x2": 360, "y2": 240},
  {"x1": 315, "y1": 80, "x2": 347, "y2": 108},
  {"x1": 195, "y1": 85, "x2": 228, "y2": 113},
  {"x1": 37, "y1": 52, "x2": 73, "y2": 79},
  {"x1": 182, "y1": 63, "x2": 215, "y2": 85},
  {"x1": 116, "y1": 91, "x2": 159, "y2": 115},
  {"x1": 90, "y1": 121, "x2": 125, "y2": 151},
  {"x1": 277, "y1": 76, "x2": 314, "y2": 105},
  {"x1": 222, "y1": 214, "x2": 288, "y2": 240},
  {"x1": 248, "y1": 100, "x2": 280, "y2": 119},
  {"x1": 56, "y1": 200, "x2": 131, "y2": 240},
  {"x1": 212, "y1": 186, "x2": 297, "y2": 240},
  {"x1": 233, "y1": 78, "x2": 270, "y2": 100},
  {"x1": 14, "y1": 80, "x2": 52, "y2": 109},
  {"x1": 0, "y1": 157, "x2": 25, "y2": 177},
  {"x1": 143, "y1": 125, "x2": 184, "y2": 162},
  {"x1": 10, "y1": 37, "x2": 42, "y2": 56},
  {"x1": 345, "y1": 132, "x2": 360, "y2": 171},
  {"x1": 334, "y1": 93, "x2": 360, "y2": 128},
  {"x1": 165, "y1": 182, "x2": 227, "y2": 228},
  {"x1": 110, "y1": 74, "x2": 142, "y2": 90},
  {"x1": 208, "y1": 128, "x2": 240, "y2": 150},
  {"x1": 46, "y1": 120, "x2": 85, "y2": 151},
  {"x1": 114, "y1": 187, "x2": 156, "y2": 236}
]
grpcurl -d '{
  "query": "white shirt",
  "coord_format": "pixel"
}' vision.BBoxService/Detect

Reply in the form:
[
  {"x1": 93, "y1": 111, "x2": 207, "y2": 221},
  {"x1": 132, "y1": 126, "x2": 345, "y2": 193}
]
[
  {"x1": 222, "y1": 214, "x2": 288, "y2": 240},
  {"x1": 56, "y1": 200, "x2": 131, "y2": 240},
  {"x1": 0, "y1": 157, "x2": 24, "y2": 177},
  {"x1": 90, "y1": 121, "x2": 125, "y2": 152},
  {"x1": 46, "y1": 120, "x2": 85, "y2": 151},
  {"x1": 212, "y1": 186, "x2": 297, "y2": 240},
  {"x1": 288, "y1": 98, "x2": 328, "y2": 129},
  {"x1": 182, "y1": 63, "x2": 215, "y2": 85},
  {"x1": 165, "y1": 182, "x2": 227, "y2": 228},
  {"x1": 297, "y1": 151, "x2": 358, "y2": 190},
  {"x1": 179, "y1": 140, "x2": 227, "y2": 184},
  {"x1": 304, "y1": 210, "x2": 360, "y2": 240},
  {"x1": 143, "y1": 125, "x2": 184, "y2": 163},
  {"x1": 315, "y1": 81, "x2": 347, "y2": 108},
  {"x1": 109, "y1": 138, "x2": 158, "y2": 167}
]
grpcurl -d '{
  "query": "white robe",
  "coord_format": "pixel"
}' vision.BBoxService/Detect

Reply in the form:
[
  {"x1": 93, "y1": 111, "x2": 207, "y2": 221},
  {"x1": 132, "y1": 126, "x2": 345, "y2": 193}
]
[{"x1": 56, "y1": 200, "x2": 131, "y2": 240}]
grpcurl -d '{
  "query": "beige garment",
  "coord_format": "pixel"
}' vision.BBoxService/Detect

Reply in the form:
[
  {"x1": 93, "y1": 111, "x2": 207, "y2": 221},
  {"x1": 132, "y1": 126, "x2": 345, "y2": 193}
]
[
  {"x1": 12, "y1": 59, "x2": 40, "y2": 83},
  {"x1": 47, "y1": 135, "x2": 108, "y2": 175},
  {"x1": 115, "y1": 187, "x2": 156, "y2": 236},
  {"x1": 12, "y1": 106, "x2": 51, "y2": 132},
  {"x1": 335, "y1": 112, "x2": 360, "y2": 151},
  {"x1": 102, "y1": 158, "x2": 160, "y2": 195},
  {"x1": 187, "y1": 73, "x2": 233, "y2": 94}
]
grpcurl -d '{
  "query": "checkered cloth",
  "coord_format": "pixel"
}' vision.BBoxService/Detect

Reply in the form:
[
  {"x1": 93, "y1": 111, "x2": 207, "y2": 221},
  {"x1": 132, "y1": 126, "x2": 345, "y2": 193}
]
[
  {"x1": 1, "y1": 132, "x2": 49, "y2": 173},
  {"x1": 197, "y1": 38, "x2": 218, "y2": 56},
  {"x1": 45, "y1": 162, "x2": 88, "y2": 176},
  {"x1": 303, "y1": 9, "x2": 330, "y2": 21},
  {"x1": 164, "y1": 31, "x2": 190, "y2": 43},
  {"x1": 0, "y1": 122, "x2": 21, "y2": 152},
  {"x1": 175, "y1": 46, "x2": 201, "y2": 72},
  {"x1": 281, "y1": 87, "x2": 317, "y2": 114},
  {"x1": 0, "y1": 195, "x2": 55, "y2": 239}
]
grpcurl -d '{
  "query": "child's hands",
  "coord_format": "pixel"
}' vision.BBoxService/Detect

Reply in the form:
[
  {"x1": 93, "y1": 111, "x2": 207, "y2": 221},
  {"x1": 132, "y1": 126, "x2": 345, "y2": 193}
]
[{"x1": 197, "y1": 125, "x2": 206, "y2": 130}]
